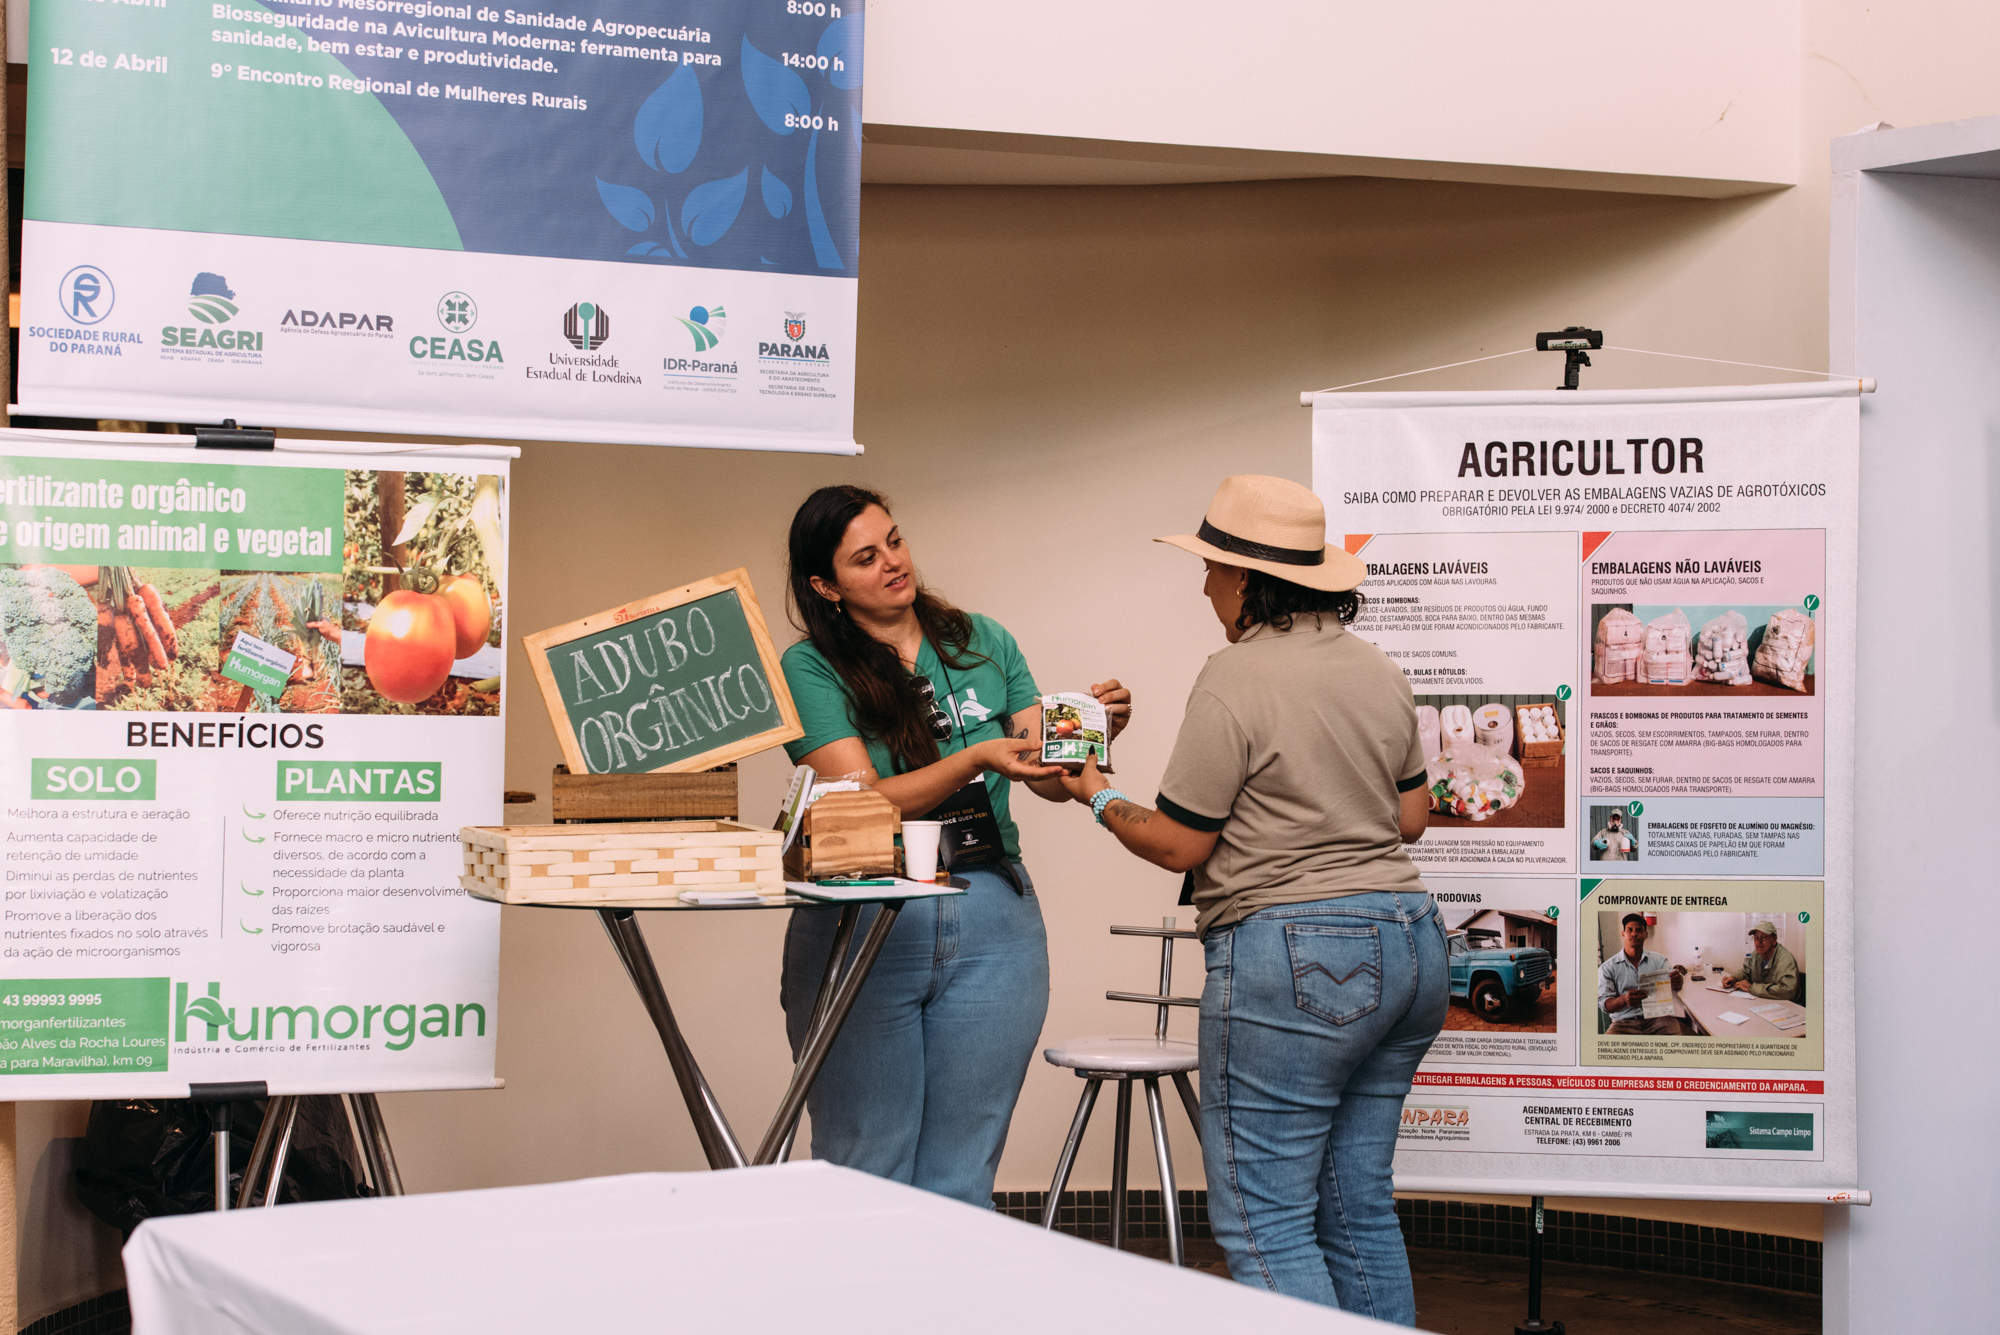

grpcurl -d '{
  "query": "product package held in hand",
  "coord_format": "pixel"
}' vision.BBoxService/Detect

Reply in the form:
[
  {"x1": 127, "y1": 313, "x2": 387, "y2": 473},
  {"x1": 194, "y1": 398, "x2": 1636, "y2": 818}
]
[{"x1": 1040, "y1": 693, "x2": 1112, "y2": 772}]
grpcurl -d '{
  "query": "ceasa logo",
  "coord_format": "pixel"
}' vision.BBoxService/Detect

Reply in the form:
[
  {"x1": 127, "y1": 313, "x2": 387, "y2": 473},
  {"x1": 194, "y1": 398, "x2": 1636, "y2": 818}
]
[
  {"x1": 175, "y1": 981, "x2": 486, "y2": 1051},
  {"x1": 162, "y1": 273, "x2": 264, "y2": 355},
  {"x1": 563, "y1": 301, "x2": 611, "y2": 351},
  {"x1": 761, "y1": 310, "x2": 829, "y2": 362},
  {"x1": 409, "y1": 291, "x2": 502, "y2": 364}
]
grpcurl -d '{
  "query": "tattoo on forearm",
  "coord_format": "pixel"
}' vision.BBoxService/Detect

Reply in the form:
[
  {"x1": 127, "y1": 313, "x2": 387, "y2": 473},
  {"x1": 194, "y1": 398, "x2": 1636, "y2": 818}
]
[
  {"x1": 1014, "y1": 727, "x2": 1030, "y2": 741},
  {"x1": 1107, "y1": 800, "x2": 1150, "y2": 827}
]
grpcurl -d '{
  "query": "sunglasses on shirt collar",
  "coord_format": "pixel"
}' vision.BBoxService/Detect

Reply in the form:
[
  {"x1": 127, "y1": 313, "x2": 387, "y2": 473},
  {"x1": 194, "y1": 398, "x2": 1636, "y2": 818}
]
[{"x1": 910, "y1": 673, "x2": 954, "y2": 742}]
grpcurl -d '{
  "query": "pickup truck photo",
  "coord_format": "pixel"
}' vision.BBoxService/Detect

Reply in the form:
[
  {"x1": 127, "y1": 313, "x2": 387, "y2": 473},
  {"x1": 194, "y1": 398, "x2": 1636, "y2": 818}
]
[{"x1": 1448, "y1": 929, "x2": 1554, "y2": 1021}]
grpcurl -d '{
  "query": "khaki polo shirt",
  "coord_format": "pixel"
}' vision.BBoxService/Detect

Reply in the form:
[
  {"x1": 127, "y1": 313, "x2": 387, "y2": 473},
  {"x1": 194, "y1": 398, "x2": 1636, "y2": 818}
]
[{"x1": 1157, "y1": 617, "x2": 1429, "y2": 936}]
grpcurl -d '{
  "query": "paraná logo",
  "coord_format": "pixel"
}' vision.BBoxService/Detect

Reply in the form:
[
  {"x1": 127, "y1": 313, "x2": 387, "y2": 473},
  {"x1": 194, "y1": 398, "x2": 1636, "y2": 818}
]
[
  {"x1": 783, "y1": 312, "x2": 805, "y2": 341},
  {"x1": 187, "y1": 273, "x2": 239, "y2": 325},
  {"x1": 676, "y1": 304, "x2": 725, "y2": 351},
  {"x1": 564, "y1": 301, "x2": 610, "y2": 351},
  {"x1": 58, "y1": 265, "x2": 116, "y2": 324}
]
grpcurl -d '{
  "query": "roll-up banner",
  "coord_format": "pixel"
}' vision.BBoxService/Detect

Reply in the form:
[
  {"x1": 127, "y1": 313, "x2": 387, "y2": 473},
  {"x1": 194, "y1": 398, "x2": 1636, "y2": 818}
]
[
  {"x1": 18, "y1": 0, "x2": 861, "y2": 454},
  {"x1": 0, "y1": 429, "x2": 509, "y2": 1097},
  {"x1": 1313, "y1": 382, "x2": 1860, "y2": 1201}
]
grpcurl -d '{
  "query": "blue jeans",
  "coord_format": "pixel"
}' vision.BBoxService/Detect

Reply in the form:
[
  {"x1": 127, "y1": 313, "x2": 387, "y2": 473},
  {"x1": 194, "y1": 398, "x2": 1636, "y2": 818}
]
[
  {"x1": 1201, "y1": 892, "x2": 1447, "y2": 1322},
  {"x1": 779, "y1": 863, "x2": 1049, "y2": 1208}
]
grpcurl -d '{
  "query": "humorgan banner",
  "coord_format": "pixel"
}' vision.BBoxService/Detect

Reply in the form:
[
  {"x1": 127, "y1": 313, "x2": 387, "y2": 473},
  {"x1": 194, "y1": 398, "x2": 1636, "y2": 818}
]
[
  {"x1": 0, "y1": 429, "x2": 510, "y2": 1097},
  {"x1": 1313, "y1": 381, "x2": 1859, "y2": 1200},
  {"x1": 18, "y1": 0, "x2": 861, "y2": 453}
]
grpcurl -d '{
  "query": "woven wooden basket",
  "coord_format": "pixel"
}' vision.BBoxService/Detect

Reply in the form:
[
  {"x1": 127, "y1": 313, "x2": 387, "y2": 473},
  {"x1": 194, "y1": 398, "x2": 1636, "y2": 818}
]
[{"x1": 461, "y1": 820, "x2": 784, "y2": 905}]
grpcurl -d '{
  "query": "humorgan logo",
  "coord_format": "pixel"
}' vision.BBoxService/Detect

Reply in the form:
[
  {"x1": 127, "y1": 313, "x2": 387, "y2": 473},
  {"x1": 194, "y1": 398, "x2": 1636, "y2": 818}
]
[
  {"x1": 175, "y1": 982, "x2": 486, "y2": 1051},
  {"x1": 563, "y1": 301, "x2": 610, "y2": 351},
  {"x1": 58, "y1": 265, "x2": 116, "y2": 325},
  {"x1": 187, "y1": 273, "x2": 239, "y2": 325},
  {"x1": 676, "y1": 305, "x2": 725, "y2": 351}
]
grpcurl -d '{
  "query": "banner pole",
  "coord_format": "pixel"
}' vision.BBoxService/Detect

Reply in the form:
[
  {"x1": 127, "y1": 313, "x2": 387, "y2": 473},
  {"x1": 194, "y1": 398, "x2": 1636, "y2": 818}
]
[{"x1": 3, "y1": 0, "x2": 19, "y2": 1320}]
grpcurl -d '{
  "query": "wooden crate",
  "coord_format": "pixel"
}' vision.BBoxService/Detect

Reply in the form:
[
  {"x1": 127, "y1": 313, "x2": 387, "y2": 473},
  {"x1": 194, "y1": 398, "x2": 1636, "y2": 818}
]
[
  {"x1": 781, "y1": 790, "x2": 901, "y2": 881},
  {"x1": 461, "y1": 820, "x2": 783, "y2": 905},
  {"x1": 1515, "y1": 703, "x2": 1564, "y2": 768},
  {"x1": 550, "y1": 764, "x2": 738, "y2": 822}
]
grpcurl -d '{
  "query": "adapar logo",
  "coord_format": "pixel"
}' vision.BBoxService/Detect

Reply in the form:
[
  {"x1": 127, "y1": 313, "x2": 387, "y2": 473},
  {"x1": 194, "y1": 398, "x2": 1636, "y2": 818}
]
[
  {"x1": 675, "y1": 304, "x2": 726, "y2": 352},
  {"x1": 563, "y1": 301, "x2": 610, "y2": 351},
  {"x1": 58, "y1": 265, "x2": 116, "y2": 325}
]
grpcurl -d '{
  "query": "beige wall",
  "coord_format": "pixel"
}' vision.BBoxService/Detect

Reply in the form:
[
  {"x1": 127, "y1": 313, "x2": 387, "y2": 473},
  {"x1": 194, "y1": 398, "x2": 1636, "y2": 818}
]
[
  {"x1": 373, "y1": 174, "x2": 1824, "y2": 1232},
  {"x1": 22, "y1": 1, "x2": 2000, "y2": 1292}
]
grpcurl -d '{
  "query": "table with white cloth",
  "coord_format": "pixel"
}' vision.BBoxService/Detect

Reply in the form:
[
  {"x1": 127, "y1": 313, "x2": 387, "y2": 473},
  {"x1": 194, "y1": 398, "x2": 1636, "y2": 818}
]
[{"x1": 124, "y1": 1160, "x2": 1393, "y2": 1333}]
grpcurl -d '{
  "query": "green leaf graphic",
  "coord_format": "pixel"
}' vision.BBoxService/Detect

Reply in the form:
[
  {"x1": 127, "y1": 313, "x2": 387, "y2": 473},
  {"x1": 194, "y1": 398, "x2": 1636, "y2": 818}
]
[{"x1": 184, "y1": 997, "x2": 229, "y2": 1026}]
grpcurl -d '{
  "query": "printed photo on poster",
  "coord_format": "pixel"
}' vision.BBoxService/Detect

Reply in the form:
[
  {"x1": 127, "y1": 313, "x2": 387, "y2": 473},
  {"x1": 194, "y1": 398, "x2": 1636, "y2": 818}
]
[
  {"x1": 1592, "y1": 602, "x2": 1817, "y2": 696},
  {"x1": 1422, "y1": 881, "x2": 1576, "y2": 1066},
  {"x1": 1587, "y1": 803, "x2": 1640, "y2": 861},
  {"x1": 340, "y1": 470, "x2": 505, "y2": 717},
  {"x1": 1582, "y1": 881, "x2": 1822, "y2": 1072},
  {"x1": 1417, "y1": 693, "x2": 1565, "y2": 829}
]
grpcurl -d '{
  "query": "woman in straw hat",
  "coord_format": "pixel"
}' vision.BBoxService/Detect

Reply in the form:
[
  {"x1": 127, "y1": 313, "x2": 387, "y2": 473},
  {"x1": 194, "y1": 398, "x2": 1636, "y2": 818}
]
[{"x1": 1060, "y1": 474, "x2": 1444, "y2": 1321}]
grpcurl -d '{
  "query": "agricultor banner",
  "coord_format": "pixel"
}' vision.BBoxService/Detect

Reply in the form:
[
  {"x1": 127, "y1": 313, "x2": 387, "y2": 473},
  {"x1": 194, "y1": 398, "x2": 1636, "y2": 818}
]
[
  {"x1": 18, "y1": 0, "x2": 860, "y2": 453},
  {"x1": 0, "y1": 429, "x2": 510, "y2": 1097},
  {"x1": 1313, "y1": 382, "x2": 1858, "y2": 1198}
]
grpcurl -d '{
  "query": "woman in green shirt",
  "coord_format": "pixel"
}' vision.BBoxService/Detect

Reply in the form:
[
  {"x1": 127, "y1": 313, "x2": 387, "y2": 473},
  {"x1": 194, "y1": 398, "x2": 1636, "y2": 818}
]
[{"x1": 778, "y1": 484, "x2": 1128, "y2": 1206}]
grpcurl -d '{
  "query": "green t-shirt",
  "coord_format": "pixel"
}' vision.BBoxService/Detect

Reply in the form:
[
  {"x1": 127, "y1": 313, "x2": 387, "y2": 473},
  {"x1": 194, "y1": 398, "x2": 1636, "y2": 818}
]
[{"x1": 780, "y1": 614, "x2": 1041, "y2": 858}]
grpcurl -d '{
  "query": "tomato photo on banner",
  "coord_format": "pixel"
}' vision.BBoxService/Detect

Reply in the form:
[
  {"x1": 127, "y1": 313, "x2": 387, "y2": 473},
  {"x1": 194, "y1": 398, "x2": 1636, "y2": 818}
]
[{"x1": 341, "y1": 470, "x2": 504, "y2": 717}]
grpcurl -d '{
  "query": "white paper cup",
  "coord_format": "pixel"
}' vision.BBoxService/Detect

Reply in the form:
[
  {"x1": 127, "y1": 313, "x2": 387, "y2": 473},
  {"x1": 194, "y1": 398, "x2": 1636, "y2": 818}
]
[{"x1": 901, "y1": 821, "x2": 944, "y2": 881}]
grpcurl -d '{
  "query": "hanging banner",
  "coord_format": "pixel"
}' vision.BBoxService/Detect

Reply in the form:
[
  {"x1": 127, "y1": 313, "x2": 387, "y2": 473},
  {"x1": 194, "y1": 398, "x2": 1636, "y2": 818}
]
[
  {"x1": 1313, "y1": 382, "x2": 1858, "y2": 1199},
  {"x1": 0, "y1": 429, "x2": 510, "y2": 1097},
  {"x1": 18, "y1": 1, "x2": 861, "y2": 453}
]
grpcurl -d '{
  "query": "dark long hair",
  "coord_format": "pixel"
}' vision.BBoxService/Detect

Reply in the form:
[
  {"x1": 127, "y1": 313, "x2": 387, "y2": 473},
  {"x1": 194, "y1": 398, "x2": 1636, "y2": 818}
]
[
  {"x1": 786, "y1": 485, "x2": 981, "y2": 773},
  {"x1": 1236, "y1": 569, "x2": 1365, "y2": 635}
]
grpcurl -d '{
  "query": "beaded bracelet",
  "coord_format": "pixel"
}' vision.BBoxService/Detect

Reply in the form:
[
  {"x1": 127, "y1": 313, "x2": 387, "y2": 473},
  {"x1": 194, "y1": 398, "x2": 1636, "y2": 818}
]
[{"x1": 1090, "y1": 788, "x2": 1129, "y2": 826}]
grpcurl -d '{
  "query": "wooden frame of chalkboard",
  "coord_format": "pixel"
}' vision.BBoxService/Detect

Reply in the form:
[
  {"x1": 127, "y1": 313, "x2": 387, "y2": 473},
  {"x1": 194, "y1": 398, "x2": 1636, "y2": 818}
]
[{"x1": 522, "y1": 568, "x2": 804, "y2": 776}]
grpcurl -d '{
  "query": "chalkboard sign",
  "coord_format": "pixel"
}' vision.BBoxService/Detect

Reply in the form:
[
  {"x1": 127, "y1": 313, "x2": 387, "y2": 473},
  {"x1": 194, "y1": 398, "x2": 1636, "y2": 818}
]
[{"x1": 522, "y1": 568, "x2": 802, "y2": 776}]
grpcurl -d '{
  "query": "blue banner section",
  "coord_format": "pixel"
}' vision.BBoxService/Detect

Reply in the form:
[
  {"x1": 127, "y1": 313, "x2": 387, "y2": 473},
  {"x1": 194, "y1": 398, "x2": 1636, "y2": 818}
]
[
  {"x1": 1580, "y1": 797, "x2": 1824, "y2": 877},
  {"x1": 262, "y1": 0, "x2": 862, "y2": 275}
]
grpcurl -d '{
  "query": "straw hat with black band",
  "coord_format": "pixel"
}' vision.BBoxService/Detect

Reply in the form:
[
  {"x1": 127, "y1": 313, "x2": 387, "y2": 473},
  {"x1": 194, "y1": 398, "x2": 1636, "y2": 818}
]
[{"x1": 1155, "y1": 474, "x2": 1366, "y2": 592}]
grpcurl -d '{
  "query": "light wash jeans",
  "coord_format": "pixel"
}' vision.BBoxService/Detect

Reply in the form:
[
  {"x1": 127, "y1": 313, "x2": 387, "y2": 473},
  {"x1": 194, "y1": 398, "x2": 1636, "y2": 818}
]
[
  {"x1": 1200, "y1": 891, "x2": 1447, "y2": 1322},
  {"x1": 779, "y1": 863, "x2": 1048, "y2": 1208}
]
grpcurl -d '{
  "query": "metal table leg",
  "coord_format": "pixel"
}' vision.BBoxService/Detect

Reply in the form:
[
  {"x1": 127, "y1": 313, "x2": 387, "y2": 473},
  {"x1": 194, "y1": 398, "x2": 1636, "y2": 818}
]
[
  {"x1": 598, "y1": 908, "x2": 748, "y2": 1169},
  {"x1": 235, "y1": 1095, "x2": 289, "y2": 1209},
  {"x1": 1144, "y1": 1078, "x2": 1184, "y2": 1266},
  {"x1": 774, "y1": 905, "x2": 861, "y2": 1164},
  {"x1": 261, "y1": 1097, "x2": 302, "y2": 1207},
  {"x1": 753, "y1": 900, "x2": 905, "y2": 1165}
]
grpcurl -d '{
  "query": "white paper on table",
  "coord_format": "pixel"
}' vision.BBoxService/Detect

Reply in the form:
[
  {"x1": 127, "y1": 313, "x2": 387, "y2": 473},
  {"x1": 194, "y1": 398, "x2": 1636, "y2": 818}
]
[
  {"x1": 1716, "y1": 1010, "x2": 1752, "y2": 1025},
  {"x1": 785, "y1": 878, "x2": 965, "y2": 902}
]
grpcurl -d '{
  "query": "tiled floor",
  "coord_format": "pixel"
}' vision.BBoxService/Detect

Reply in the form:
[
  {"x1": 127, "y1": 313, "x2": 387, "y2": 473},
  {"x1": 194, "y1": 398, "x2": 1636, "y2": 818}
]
[{"x1": 1116, "y1": 1236, "x2": 1823, "y2": 1333}]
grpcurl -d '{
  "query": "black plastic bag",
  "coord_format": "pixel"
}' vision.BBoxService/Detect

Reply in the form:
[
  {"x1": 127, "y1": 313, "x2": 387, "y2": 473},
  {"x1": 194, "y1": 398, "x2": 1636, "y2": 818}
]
[{"x1": 74, "y1": 1097, "x2": 372, "y2": 1235}]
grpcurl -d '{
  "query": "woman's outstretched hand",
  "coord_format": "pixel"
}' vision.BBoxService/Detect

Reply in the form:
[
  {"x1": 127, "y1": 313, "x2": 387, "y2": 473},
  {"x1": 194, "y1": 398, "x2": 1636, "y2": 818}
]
[
  {"x1": 977, "y1": 736, "x2": 1069, "y2": 782},
  {"x1": 1091, "y1": 679, "x2": 1133, "y2": 739},
  {"x1": 1059, "y1": 755, "x2": 1112, "y2": 804}
]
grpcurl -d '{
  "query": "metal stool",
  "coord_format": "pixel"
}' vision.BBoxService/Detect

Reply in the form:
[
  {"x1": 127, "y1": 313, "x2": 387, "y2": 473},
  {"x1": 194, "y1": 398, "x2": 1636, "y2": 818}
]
[{"x1": 1040, "y1": 917, "x2": 1201, "y2": 1264}]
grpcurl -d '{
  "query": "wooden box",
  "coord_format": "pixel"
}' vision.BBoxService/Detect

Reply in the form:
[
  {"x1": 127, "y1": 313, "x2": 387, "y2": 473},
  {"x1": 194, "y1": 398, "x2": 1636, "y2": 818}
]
[
  {"x1": 550, "y1": 764, "x2": 738, "y2": 822},
  {"x1": 461, "y1": 820, "x2": 783, "y2": 905},
  {"x1": 1515, "y1": 703, "x2": 1564, "y2": 768},
  {"x1": 781, "y1": 790, "x2": 902, "y2": 881}
]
